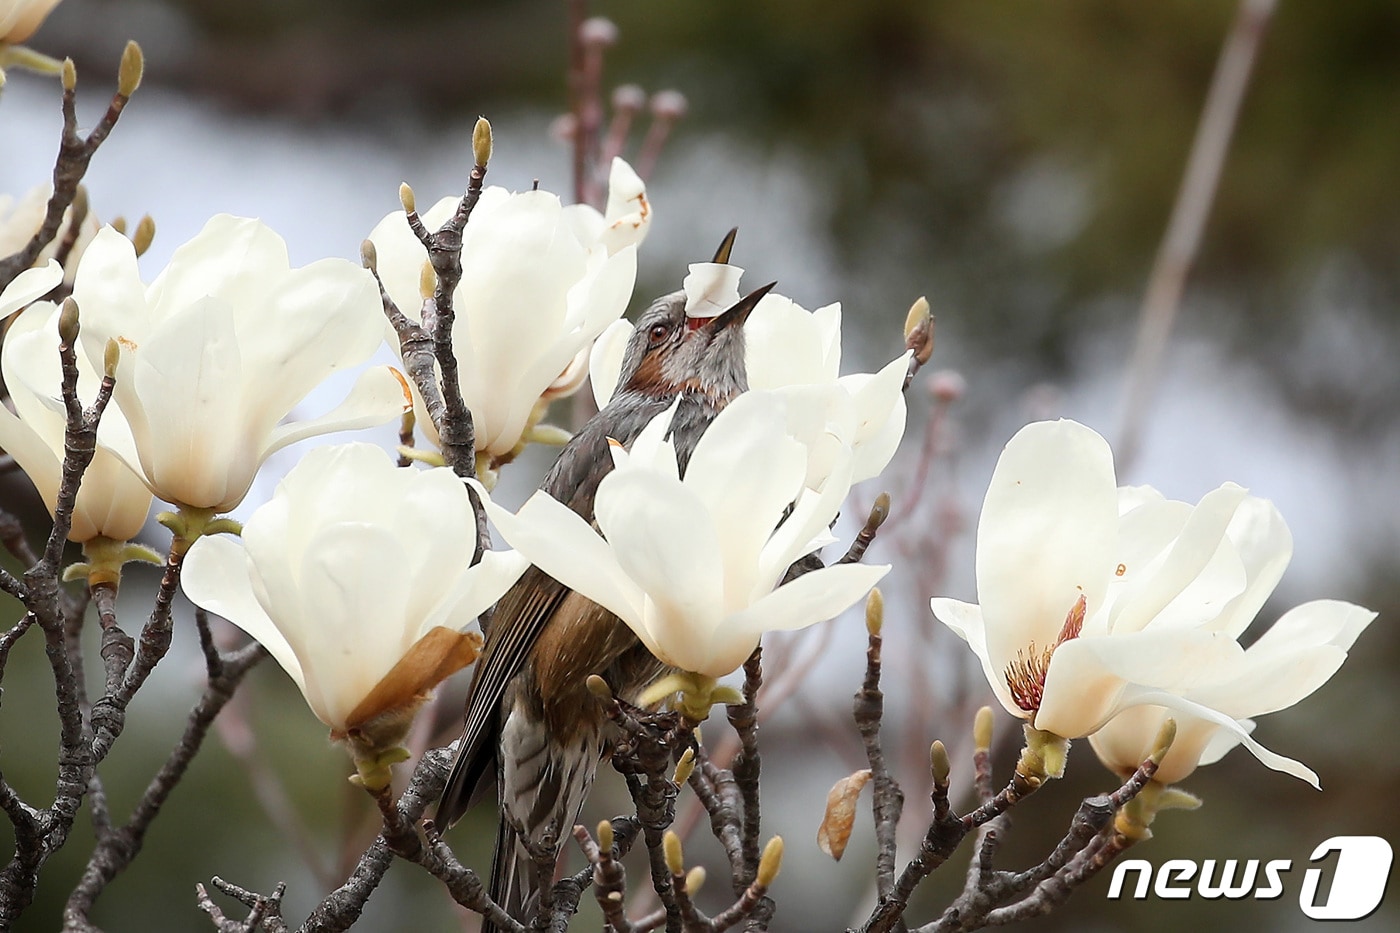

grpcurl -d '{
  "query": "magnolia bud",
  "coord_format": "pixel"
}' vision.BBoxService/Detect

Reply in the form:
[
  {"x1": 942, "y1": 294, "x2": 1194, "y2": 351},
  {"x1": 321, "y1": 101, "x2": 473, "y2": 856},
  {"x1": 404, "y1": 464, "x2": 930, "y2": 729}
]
[
  {"x1": 865, "y1": 588, "x2": 884, "y2": 637},
  {"x1": 118, "y1": 41, "x2": 144, "y2": 97},
  {"x1": 1150, "y1": 718, "x2": 1178, "y2": 765},
  {"x1": 663, "y1": 830, "x2": 684, "y2": 876},
  {"x1": 472, "y1": 117, "x2": 493, "y2": 167},
  {"x1": 131, "y1": 215, "x2": 156, "y2": 257},
  {"x1": 57, "y1": 298, "x2": 79, "y2": 345},
  {"x1": 757, "y1": 836, "x2": 784, "y2": 887},
  {"x1": 930, "y1": 740, "x2": 950, "y2": 786},
  {"x1": 597, "y1": 819, "x2": 614, "y2": 854},
  {"x1": 973, "y1": 706, "x2": 994, "y2": 752}
]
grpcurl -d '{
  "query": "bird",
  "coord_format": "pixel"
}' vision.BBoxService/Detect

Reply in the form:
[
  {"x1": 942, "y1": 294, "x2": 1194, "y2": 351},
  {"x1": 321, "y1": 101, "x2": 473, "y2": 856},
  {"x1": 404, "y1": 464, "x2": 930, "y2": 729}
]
[{"x1": 437, "y1": 230, "x2": 773, "y2": 930}]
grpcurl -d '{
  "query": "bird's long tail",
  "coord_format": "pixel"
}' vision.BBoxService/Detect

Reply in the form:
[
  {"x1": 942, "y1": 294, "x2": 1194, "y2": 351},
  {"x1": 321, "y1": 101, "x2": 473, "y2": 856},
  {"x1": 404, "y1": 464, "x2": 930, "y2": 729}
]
[{"x1": 483, "y1": 819, "x2": 538, "y2": 933}]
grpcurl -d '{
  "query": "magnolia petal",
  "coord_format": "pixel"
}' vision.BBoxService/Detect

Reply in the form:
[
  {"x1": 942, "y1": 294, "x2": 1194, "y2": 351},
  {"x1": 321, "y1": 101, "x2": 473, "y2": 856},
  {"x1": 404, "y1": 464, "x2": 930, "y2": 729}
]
[
  {"x1": 0, "y1": 406, "x2": 63, "y2": 513},
  {"x1": 262, "y1": 366, "x2": 409, "y2": 464},
  {"x1": 126, "y1": 295, "x2": 248, "y2": 508},
  {"x1": 683, "y1": 262, "x2": 744, "y2": 318},
  {"x1": 1086, "y1": 705, "x2": 1170, "y2": 774},
  {"x1": 0, "y1": 259, "x2": 62, "y2": 319},
  {"x1": 1211, "y1": 496, "x2": 1293, "y2": 637},
  {"x1": 72, "y1": 227, "x2": 150, "y2": 356},
  {"x1": 1109, "y1": 483, "x2": 1249, "y2": 635},
  {"x1": 599, "y1": 157, "x2": 651, "y2": 253},
  {"x1": 1112, "y1": 688, "x2": 1320, "y2": 788},
  {"x1": 594, "y1": 468, "x2": 726, "y2": 650},
  {"x1": 1117, "y1": 484, "x2": 1165, "y2": 515},
  {"x1": 713, "y1": 563, "x2": 890, "y2": 677},
  {"x1": 929, "y1": 597, "x2": 1020, "y2": 717},
  {"x1": 1088, "y1": 705, "x2": 1234, "y2": 785},
  {"x1": 1188, "y1": 644, "x2": 1346, "y2": 721},
  {"x1": 182, "y1": 535, "x2": 306, "y2": 693},
  {"x1": 494, "y1": 247, "x2": 636, "y2": 455},
  {"x1": 745, "y1": 294, "x2": 832, "y2": 390},
  {"x1": 1184, "y1": 599, "x2": 1375, "y2": 719},
  {"x1": 1248, "y1": 599, "x2": 1377, "y2": 657},
  {"x1": 1035, "y1": 628, "x2": 1243, "y2": 739},
  {"x1": 71, "y1": 455, "x2": 153, "y2": 543},
  {"x1": 296, "y1": 521, "x2": 416, "y2": 729},
  {"x1": 811, "y1": 302, "x2": 843, "y2": 378},
  {"x1": 976, "y1": 420, "x2": 1118, "y2": 678},
  {"x1": 389, "y1": 468, "x2": 484, "y2": 623},
  {"x1": 1102, "y1": 491, "x2": 1192, "y2": 632},
  {"x1": 768, "y1": 383, "x2": 856, "y2": 489},
  {"x1": 2, "y1": 0, "x2": 63, "y2": 44},
  {"x1": 590, "y1": 319, "x2": 632, "y2": 408},
  {"x1": 4, "y1": 308, "x2": 156, "y2": 544},
  {"x1": 840, "y1": 353, "x2": 910, "y2": 482},
  {"x1": 1197, "y1": 717, "x2": 1253, "y2": 768},
  {"x1": 420, "y1": 547, "x2": 531, "y2": 635},
  {"x1": 238, "y1": 259, "x2": 385, "y2": 426},
  {"x1": 756, "y1": 451, "x2": 855, "y2": 596},
  {"x1": 684, "y1": 391, "x2": 808, "y2": 606},
  {"x1": 146, "y1": 215, "x2": 289, "y2": 320},
  {"x1": 481, "y1": 486, "x2": 645, "y2": 627},
  {"x1": 561, "y1": 202, "x2": 606, "y2": 249},
  {"x1": 542, "y1": 345, "x2": 591, "y2": 402},
  {"x1": 343, "y1": 626, "x2": 483, "y2": 730},
  {"x1": 618, "y1": 400, "x2": 681, "y2": 481}
]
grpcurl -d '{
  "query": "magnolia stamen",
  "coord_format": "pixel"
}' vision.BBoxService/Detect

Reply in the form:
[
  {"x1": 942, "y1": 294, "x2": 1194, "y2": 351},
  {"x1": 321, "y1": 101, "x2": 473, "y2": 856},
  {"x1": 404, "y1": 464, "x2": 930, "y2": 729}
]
[{"x1": 1005, "y1": 594, "x2": 1088, "y2": 713}]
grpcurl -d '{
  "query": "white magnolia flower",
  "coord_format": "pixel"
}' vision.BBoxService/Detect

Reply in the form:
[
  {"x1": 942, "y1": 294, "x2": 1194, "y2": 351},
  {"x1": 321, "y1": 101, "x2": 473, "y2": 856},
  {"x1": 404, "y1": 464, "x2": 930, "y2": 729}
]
[
  {"x1": 562, "y1": 157, "x2": 652, "y2": 256},
  {"x1": 745, "y1": 293, "x2": 908, "y2": 485},
  {"x1": 61, "y1": 216, "x2": 407, "y2": 513},
  {"x1": 0, "y1": 293, "x2": 152, "y2": 542},
  {"x1": 589, "y1": 276, "x2": 907, "y2": 488},
  {"x1": 0, "y1": 0, "x2": 62, "y2": 43},
  {"x1": 368, "y1": 161, "x2": 646, "y2": 462},
  {"x1": 182, "y1": 443, "x2": 528, "y2": 734},
  {"x1": 931, "y1": 419, "x2": 1376, "y2": 786},
  {"x1": 482, "y1": 391, "x2": 889, "y2": 678},
  {"x1": 0, "y1": 185, "x2": 102, "y2": 284}
]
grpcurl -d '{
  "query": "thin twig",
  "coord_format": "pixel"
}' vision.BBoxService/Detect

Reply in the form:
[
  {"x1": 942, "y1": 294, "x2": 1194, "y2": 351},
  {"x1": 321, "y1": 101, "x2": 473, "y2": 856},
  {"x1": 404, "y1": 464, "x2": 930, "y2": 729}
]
[{"x1": 0, "y1": 44, "x2": 140, "y2": 289}]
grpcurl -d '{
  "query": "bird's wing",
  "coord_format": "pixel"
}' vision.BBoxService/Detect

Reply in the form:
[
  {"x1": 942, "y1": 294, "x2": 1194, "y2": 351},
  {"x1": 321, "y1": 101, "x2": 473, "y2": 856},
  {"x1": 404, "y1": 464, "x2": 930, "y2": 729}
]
[{"x1": 437, "y1": 564, "x2": 571, "y2": 828}]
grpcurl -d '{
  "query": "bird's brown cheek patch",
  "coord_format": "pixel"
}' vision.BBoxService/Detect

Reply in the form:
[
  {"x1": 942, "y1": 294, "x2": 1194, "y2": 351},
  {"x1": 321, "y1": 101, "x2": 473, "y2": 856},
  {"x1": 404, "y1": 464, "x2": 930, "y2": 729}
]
[{"x1": 626, "y1": 352, "x2": 673, "y2": 394}]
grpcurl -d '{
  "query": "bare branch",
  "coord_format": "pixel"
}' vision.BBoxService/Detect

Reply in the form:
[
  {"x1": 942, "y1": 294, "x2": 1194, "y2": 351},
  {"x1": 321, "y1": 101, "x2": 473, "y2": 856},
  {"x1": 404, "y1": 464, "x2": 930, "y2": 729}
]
[{"x1": 0, "y1": 44, "x2": 141, "y2": 290}]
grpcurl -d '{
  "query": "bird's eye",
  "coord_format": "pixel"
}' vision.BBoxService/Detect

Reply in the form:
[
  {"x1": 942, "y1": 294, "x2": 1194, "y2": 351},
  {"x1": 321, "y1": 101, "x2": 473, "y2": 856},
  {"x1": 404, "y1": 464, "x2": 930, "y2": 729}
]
[{"x1": 648, "y1": 322, "x2": 670, "y2": 344}]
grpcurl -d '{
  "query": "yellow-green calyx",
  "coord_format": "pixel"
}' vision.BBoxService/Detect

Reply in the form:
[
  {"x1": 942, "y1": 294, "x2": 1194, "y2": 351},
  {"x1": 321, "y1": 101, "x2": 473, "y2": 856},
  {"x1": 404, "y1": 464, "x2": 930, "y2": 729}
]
[
  {"x1": 337, "y1": 701, "x2": 423, "y2": 793},
  {"x1": 1016, "y1": 724, "x2": 1070, "y2": 786},
  {"x1": 157, "y1": 506, "x2": 242, "y2": 556},
  {"x1": 348, "y1": 744, "x2": 413, "y2": 793},
  {"x1": 1115, "y1": 779, "x2": 1203, "y2": 842},
  {"x1": 0, "y1": 45, "x2": 64, "y2": 76},
  {"x1": 637, "y1": 671, "x2": 743, "y2": 723},
  {"x1": 62, "y1": 536, "x2": 164, "y2": 588},
  {"x1": 399, "y1": 445, "x2": 447, "y2": 468}
]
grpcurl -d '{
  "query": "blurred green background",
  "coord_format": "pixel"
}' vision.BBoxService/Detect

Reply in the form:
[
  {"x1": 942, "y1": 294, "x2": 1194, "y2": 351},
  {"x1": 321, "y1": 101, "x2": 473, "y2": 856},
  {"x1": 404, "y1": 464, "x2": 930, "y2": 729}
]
[{"x1": 2, "y1": 0, "x2": 1398, "y2": 930}]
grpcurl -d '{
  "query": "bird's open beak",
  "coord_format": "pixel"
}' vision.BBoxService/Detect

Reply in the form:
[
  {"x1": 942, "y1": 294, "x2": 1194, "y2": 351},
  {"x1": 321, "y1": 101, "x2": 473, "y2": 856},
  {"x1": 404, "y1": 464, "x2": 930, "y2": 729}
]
[
  {"x1": 712, "y1": 227, "x2": 739, "y2": 264},
  {"x1": 703, "y1": 281, "x2": 776, "y2": 335}
]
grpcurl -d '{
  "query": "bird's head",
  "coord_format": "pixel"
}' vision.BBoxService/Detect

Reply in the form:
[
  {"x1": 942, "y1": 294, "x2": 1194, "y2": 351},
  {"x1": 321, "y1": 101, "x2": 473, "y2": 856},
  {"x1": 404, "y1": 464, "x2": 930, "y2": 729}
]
[
  {"x1": 614, "y1": 228, "x2": 775, "y2": 407},
  {"x1": 615, "y1": 282, "x2": 774, "y2": 406}
]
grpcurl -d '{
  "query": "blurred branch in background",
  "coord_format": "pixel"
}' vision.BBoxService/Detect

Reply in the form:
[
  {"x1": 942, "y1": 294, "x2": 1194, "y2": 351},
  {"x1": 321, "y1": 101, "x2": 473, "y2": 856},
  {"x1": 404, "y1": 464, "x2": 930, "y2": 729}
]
[{"x1": 1116, "y1": 0, "x2": 1277, "y2": 471}]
